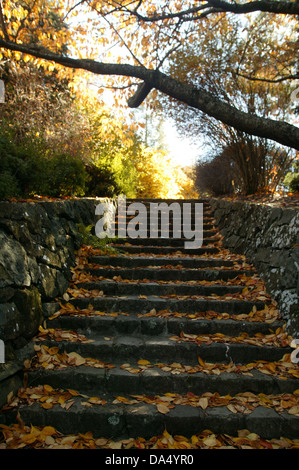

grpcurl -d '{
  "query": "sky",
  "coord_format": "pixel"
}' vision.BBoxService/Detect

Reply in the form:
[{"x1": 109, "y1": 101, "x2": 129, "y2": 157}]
[
  {"x1": 162, "y1": 120, "x2": 201, "y2": 168},
  {"x1": 96, "y1": 85, "x2": 202, "y2": 168}
]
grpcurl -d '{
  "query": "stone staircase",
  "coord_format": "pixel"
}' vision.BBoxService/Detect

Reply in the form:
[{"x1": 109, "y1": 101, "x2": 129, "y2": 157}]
[{"x1": 1, "y1": 198, "x2": 299, "y2": 447}]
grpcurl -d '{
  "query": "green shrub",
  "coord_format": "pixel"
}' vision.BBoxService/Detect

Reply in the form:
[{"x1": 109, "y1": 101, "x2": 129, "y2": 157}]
[
  {"x1": 77, "y1": 223, "x2": 120, "y2": 254},
  {"x1": 0, "y1": 130, "x2": 31, "y2": 199},
  {"x1": 0, "y1": 170, "x2": 20, "y2": 199},
  {"x1": 0, "y1": 126, "x2": 89, "y2": 198},
  {"x1": 283, "y1": 162, "x2": 299, "y2": 193},
  {"x1": 43, "y1": 153, "x2": 89, "y2": 197}
]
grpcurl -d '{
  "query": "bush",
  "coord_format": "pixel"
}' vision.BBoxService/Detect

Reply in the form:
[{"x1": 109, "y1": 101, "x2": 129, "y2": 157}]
[
  {"x1": 0, "y1": 130, "x2": 32, "y2": 199},
  {"x1": 85, "y1": 162, "x2": 137, "y2": 198},
  {"x1": 0, "y1": 128, "x2": 89, "y2": 199},
  {"x1": 0, "y1": 170, "x2": 20, "y2": 199},
  {"x1": 283, "y1": 162, "x2": 299, "y2": 193},
  {"x1": 43, "y1": 153, "x2": 89, "y2": 197},
  {"x1": 195, "y1": 153, "x2": 241, "y2": 196}
]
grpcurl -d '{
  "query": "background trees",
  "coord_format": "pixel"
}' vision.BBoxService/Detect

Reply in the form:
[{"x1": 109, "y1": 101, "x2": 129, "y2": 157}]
[
  {"x1": 0, "y1": 47, "x2": 197, "y2": 199},
  {"x1": 0, "y1": 1, "x2": 298, "y2": 199},
  {"x1": 0, "y1": 1, "x2": 298, "y2": 150},
  {"x1": 162, "y1": 13, "x2": 297, "y2": 194}
]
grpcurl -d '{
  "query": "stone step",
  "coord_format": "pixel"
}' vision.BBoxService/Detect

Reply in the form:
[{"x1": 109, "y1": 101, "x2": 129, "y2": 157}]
[
  {"x1": 108, "y1": 244, "x2": 219, "y2": 255},
  {"x1": 2, "y1": 198, "x2": 298, "y2": 447},
  {"x1": 88, "y1": 255, "x2": 236, "y2": 268},
  {"x1": 125, "y1": 198, "x2": 209, "y2": 203},
  {"x1": 112, "y1": 214, "x2": 213, "y2": 222},
  {"x1": 120, "y1": 201, "x2": 211, "y2": 211},
  {"x1": 48, "y1": 313, "x2": 283, "y2": 337},
  {"x1": 111, "y1": 222, "x2": 216, "y2": 231},
  {"x1": 84, "y1": 267, "x2": 254, "y2": 282},
  {"x1": 67, "y1": 295, "x2": 266, "y2": 315},
  {"x1": 36, "y1": 336, "x2": 291, "y2": 364},
  {"x1": 74, "y1": 280, "x2": 246, "y2": 297},
  {"x1": 106, "y1": 236, "x2": 219, "y2": 247},
  {"x1": 2, "y1": 392, "x2": 298, "y2": 440},
  {"x1": 26, "y1": 365, "x2": 299, "y2": 398},
  {"x1": 115, "y1": 214, "x2": 214, "y2": 221}
]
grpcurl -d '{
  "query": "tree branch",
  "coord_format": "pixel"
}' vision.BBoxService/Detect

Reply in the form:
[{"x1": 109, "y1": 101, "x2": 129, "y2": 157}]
[
  {"x1": 237, "y1": 72, "x2": 299, "y2": 83},
  {"x1": 127, "y1": 81, "x2": 153, "y2": 107},
  {"x1": 206, "y1": 0, "x2": 299, "y2": 15},
  {"x1": 122, "y1": 4, "x2": 210, "y2": 22},
  {"x1": 0, "y1": 38, "x2": 298, "y2": 150},
  {"x1": 119, "y1": 0, "x2": 299, "y2": 22}
]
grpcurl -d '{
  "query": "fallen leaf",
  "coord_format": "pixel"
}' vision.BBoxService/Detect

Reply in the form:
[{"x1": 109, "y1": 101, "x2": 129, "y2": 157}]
[{"x1": 157, "y1": 403, "x2": 170, "y2": 414}]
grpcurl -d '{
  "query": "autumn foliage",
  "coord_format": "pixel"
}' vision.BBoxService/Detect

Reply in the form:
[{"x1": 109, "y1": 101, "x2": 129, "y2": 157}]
[
  {"x1": 0, "y1": 51, "x2": 197, "y2": 199},
  {"x1": 0, "y1": 1, "x2": 298, "y2": 197}
]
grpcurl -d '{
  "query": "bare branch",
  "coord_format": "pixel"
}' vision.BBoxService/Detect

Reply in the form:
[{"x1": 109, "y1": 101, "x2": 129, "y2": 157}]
[
  {"x1": 90, "y1": 2, "x2": 144, "y2": 67},
  {"x1": 122, "y1": 4, "x2": 210, "y2": 23},
  {"x1": 91, "y1": 81, "x2": 140, "y2": 90},
  {"x1": 237, "y1": 72, "x2": 299, "y2": 83},
  {"x1": 113, "y1": 0, "x2": 299, "y2": 23}
]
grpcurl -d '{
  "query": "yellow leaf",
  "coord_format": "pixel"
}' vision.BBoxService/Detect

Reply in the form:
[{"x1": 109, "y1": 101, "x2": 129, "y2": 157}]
[
  {"x1": 203, "y1": 435, "x2": 218, "y2": 447},
  {"x1": 197, "y1": 356, "x2": 206, "y2": 367},
  {"x1": 198, "y1": 397, "x2": 209, "y2": 410},
  {"x1": 247, "y1": 433, "x2": 259, "y2": 441},
  {"x1": 67, "y1": 352, "x2": 86, "y2": 366},
  {"x1": 227, "y1": 404, "x2": 238, "y2": 414},
  {"x1": 41, "y1": 402, "x2": 54, "y2": 409},
  {"x1": 157, "y1": 403, "x2": 170, "y2": 414},
  {"x1": 288, "y1": 406, "x2": 299, "y2": 416},
  {"x1": 163, "y1": 429, "x2": 172, "y2": 440},
  {"x1": 67, "y1": 389, "x2": 80, "y2": 396},
  {"x1": 41, "y1": 426, "x2": 56, "y2": 436}
]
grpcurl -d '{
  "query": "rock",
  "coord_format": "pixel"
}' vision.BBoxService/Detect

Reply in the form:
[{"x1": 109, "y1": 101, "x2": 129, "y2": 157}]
[
  {"x1": 0, "y1": 287, "x2": 15, "y2": 303},
  {"x1": 210, "y1": 198, "x2": 299, "y2": 324},
  {"x1": 0, "y1": 231, "x2": 31, "y2": 288},
  {"x1": 12, "y1": 287, "x2": 43, "y2": 339},
  {"x1": 37, "y1": 264, "x2": 59, "y2": 300},
  {"x1": 0, "y1": 303, "x2": 21, "y2": 341}
]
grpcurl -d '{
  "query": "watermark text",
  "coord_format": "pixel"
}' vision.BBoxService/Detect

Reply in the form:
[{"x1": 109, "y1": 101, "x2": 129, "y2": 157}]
[
  {"x1": 95, "y1": 196, "x2": 203, "y2": 249},
  {"x1": 0, "y1": 340, "x2": 4, "y2": 363}
]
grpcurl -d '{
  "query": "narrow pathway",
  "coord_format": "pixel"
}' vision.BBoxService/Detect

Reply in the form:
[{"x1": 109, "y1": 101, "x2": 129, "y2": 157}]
[{"x1": 0, "y1": 198, "x2": 299, "y2": 449}]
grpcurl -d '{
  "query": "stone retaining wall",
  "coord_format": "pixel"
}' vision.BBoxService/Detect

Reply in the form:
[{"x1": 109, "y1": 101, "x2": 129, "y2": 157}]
[
  {"x1": 1, "y1": 196, "x2": 298, "y2": 407},
  {"x1": 210, "y1": 198, "x2": 299, "y2": 337},
  {"x1": 0, "y1": 198, "x2": 99, "y2": 407}
]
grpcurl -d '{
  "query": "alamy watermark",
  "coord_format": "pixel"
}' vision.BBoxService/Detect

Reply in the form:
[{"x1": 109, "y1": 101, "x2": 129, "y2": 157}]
[
  {"x1": 95, "y1": 195, "x2": 203, "y2": 249},
  {"x1": 0, "y1": 340, "x2": 4, "y2": 363},
  {"x1": 291, "y1": 339, "x2": 299, "y2": 364},
  {"x1": 291, "y1": 86, "x2": 299, "y2": 105},
  {"x1": 0, "y1": 79, "x2": 5, "y2": 103}
]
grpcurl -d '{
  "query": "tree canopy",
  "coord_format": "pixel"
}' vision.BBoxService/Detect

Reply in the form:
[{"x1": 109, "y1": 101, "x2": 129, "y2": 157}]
[
  {"x1": 0, "y1": 47, "x2": 197, "y2": 200},
  {"x1": 0, "y1": 1, "x2": 298, "y2": 151}
]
